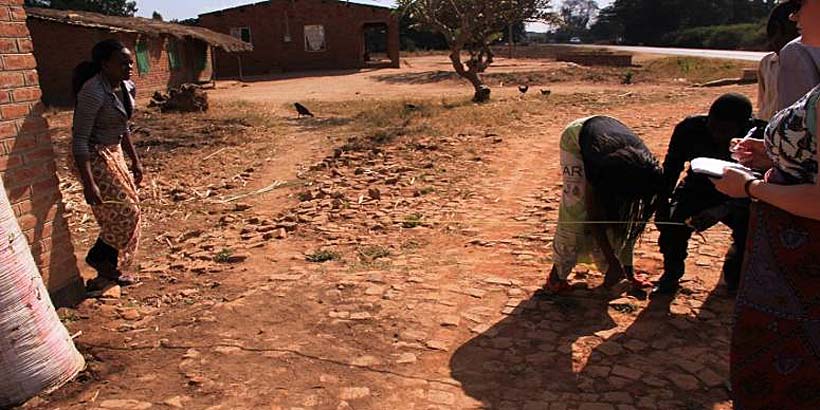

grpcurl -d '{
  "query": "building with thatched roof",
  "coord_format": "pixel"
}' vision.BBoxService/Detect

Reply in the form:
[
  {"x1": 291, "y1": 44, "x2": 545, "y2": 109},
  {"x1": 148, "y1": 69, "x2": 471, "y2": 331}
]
[
  {"x1": 198, "y1": 0, "x2": 399, "y2": 79},
  {"x1": 25, "y1": 7, "x2": 253, "y2": 107}
]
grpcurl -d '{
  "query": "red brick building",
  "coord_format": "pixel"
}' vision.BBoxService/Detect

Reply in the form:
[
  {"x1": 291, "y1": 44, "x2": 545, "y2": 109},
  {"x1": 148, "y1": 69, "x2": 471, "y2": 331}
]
[
  {"x1": 0, "y1": 0, "x2": 83, "y2": 306},
  {"x1": 25, "y1": 8, "x2": 252, "y2": 107},
  {"x1": 199, "y1": 0, "x2": 400, "y2": 78}
]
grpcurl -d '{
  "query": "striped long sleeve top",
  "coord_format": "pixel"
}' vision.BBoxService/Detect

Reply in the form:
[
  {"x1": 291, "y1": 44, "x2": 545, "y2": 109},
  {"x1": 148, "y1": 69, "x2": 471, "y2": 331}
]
[{"x1": 71, "y1": 73, "x2": 135, "y2": 161}]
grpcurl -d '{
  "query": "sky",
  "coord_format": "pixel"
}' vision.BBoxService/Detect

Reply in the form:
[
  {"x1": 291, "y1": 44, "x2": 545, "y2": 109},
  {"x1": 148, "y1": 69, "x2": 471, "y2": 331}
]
[{"x1": 135, "y1": 0, "x2": 614, "y2": 31}]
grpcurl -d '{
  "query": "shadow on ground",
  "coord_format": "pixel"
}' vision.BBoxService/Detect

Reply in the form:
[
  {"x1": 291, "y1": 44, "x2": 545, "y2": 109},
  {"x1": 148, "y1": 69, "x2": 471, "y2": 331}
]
[
  {"x1": 451, "y1": 288, "x2": 735, "y2": 409},
  {"x1": 373, "y1": 71, "x2": 460, "y2": 84},
  {"x1": 227, "y1": 68, "x2": 382, "y2": 83}
]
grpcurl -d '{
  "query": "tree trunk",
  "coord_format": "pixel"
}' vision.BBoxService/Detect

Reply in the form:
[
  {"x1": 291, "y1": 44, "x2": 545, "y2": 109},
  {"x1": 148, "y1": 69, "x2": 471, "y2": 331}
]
[
  {"x1": 508, "y1": 24, "x2": 514, "y2": 59},
  {"x1": 449, "y1": 50, "x2": 491, "y2": 103},
  {"x1": 465, "y1": 71, "x2": 490, "y2": 103}
]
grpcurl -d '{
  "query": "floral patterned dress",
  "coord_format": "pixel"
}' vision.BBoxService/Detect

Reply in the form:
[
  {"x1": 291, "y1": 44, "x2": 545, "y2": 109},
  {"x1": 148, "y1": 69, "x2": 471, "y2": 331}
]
[{"x1": 730, "y1": 86, "x2": 820, "y2": 410}]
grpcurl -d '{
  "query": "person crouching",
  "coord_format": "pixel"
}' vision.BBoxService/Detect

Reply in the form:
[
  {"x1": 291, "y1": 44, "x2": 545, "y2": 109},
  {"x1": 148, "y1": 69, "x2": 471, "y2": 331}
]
[{"x1": 545, "y1": 116, "x2": 664, "y2": 293}]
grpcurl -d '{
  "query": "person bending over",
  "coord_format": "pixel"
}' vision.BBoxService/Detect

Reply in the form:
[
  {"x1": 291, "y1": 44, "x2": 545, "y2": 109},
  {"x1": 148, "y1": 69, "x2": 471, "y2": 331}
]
[{"x1": 545, "y1": 116, "x2": 664, "y2": 293}]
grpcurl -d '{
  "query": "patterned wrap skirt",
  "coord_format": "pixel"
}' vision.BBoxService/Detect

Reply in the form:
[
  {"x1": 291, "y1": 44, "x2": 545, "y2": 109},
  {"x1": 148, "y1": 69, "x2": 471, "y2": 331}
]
[
  {"x1": 731, "y1": 202, "x2": 820, "y2": 409},
  {"x1": 88, "y1": 144, "x2": 141, "y2": 268}
]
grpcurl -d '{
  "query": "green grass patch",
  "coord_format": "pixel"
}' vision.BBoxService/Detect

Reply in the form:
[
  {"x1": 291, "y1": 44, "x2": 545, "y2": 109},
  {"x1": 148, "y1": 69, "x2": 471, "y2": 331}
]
[
  {"x1": 306, "y1": 249, "x2": 341, "y2": 263},
  {"x1": 358, "y1": 245, "x2": 391, "y2": 261},
  {"x1": 402, "y1": 213, "x2": 425, "y2": 229},
  {"x1": 640, "y1": 56, "x2": 755, "y2": 84},
  {"x1": 214, "y1": 248, "x2": 234, "y2": 263}
]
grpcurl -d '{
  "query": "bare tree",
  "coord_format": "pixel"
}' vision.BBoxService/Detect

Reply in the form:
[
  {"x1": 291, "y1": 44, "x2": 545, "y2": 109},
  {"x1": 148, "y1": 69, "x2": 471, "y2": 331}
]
[{"x1": 398, "y1": 0, "x2": 554, "y2": 102}]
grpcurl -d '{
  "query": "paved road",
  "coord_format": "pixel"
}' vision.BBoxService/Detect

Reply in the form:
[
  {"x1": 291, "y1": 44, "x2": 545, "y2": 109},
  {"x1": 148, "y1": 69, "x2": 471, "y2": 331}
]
[{"x1": 569, "y1": 44, "x2": 768, "y2": 62}]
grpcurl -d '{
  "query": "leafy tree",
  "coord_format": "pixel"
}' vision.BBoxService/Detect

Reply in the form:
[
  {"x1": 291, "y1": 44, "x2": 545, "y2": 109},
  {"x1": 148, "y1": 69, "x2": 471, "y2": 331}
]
[
  {"x1": 552, "y1": 0, "x2": 598, "y2": 42},
  {"x1": 589, "y1": 5, "x2": 623, "y2": 42},
  {"x1": 397, "y1": 7, "x2": 448, "y2": 51},
  {"x1": 24, "y1": 0, "x2": 138, "y2": 16},
  {"x1": 501, "y1": 21, "x2": 528, "y2": 44},
  {"x1": 174, "y1": 18, "x2": 200, "y2": 27},
  {"x1": 397, "y1": 0, "x2": 554, "y2": 102},
  {"x1": 592, "y1": 0, "x2": 777, "y2": 46},
  {"x1": 561, "y1": 0, "x2": 598, "y2": 33},
  {"x1": 151, "y1": 11, "x2": 163, "y2": 21}
]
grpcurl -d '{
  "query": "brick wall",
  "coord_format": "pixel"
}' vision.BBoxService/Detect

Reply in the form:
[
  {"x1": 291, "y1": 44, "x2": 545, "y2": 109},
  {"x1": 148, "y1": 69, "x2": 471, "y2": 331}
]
[
  {"x1": 199, "y1": 0, "x2": 400, "y2": 78},
  {"x1": 0, "y1": 0, "x2": 83, "y2": 306},
  {"x1": 26, "y1": 19, "x2": 214, "y2": 107}
]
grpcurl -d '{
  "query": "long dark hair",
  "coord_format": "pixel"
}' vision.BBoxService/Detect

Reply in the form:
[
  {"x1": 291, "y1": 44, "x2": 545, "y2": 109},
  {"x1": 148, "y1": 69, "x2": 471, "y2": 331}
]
[
  {"x1": 72, "y1": 39, "x2": 127, "y2": 97},
  {"x1": 767, "y1": 1, "x2": 800, "y2": 45},
  {"x1": 579, "y1": 116, "x2": 664, "y2": 245}
]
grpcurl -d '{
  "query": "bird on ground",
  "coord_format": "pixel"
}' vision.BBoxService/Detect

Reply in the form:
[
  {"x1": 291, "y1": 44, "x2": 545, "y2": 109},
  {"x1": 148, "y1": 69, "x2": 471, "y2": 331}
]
[
  {"x1": 294, "y1": 102, "x2": 314, "y2": 118},
  {"x1": 540, "y1": 89, "x2": 552, "y2": 96},
  {"x1": 518, "y1": 85, "x2": 529, "y2": 95}
]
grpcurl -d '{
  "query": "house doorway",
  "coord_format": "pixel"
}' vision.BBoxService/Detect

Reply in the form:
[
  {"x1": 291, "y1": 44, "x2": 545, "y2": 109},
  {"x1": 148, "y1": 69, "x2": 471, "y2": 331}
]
[{"x1": 363, "y1": 23, "x2": 390, "y2": 65}]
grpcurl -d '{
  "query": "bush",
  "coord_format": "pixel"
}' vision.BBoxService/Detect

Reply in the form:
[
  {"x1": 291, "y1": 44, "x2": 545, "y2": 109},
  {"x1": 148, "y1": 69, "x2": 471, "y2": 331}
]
[{"x1": 661, "y1": 23, "x2": 766, "y2": 51}]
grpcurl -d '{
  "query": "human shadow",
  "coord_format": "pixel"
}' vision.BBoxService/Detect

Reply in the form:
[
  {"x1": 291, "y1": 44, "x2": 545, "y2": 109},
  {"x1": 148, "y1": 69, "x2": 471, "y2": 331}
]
[
  {"x1": 450, "y1": 289, "x2": 616, "y2": 408},
  {"x1": 451, "y1": 285, "x2": 735, "y2": 409},
  {"x1": 5, "y1": 103, "x2": 83, "y2": 307}
]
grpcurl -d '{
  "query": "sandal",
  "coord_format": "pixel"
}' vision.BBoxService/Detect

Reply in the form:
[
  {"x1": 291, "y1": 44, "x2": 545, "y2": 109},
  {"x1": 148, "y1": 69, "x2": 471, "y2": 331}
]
[
  {"x1": 86, "y1": 276, "x2": 114, "y2": 292},
  {"x1": 86, "y1": 256, "x2": 139, "y2": 286}
]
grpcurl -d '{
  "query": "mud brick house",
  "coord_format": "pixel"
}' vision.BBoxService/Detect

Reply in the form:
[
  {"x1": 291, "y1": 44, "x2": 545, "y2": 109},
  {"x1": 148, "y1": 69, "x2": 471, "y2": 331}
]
[
  {"x1": 198, "y1": 0, "x2": 400, "y2": 78},
  {"x1": 25, "y1": 7, "x2": 253, "y2": 107},
  {"x1": 0, "y1": 0, "x2": 83, "y2": 306}
]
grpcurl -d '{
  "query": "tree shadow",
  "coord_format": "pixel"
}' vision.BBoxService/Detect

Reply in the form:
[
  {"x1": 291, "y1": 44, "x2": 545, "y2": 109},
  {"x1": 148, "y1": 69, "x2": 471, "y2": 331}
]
[
  {"x1": 372, "y1": 71, "x2": 459, "y2": 85},
  {"x1": 226, "y1": 68, "x2": 383, "y2": 83},
  {"x1": 4, "y1": 103, "x2": 83, "y2": 307},
  {"x1": 451, "y1": 287, "x2": 735, "y2": 409}
]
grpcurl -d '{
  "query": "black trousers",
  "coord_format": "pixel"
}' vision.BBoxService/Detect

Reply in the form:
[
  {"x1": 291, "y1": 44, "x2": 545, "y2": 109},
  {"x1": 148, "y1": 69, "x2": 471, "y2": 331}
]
[
  {"x1": 87, "y1": 237, "x2": 119, "y2": 268},
  {"x1": 657, "y1": 176, "x2": 750, "y2": 289}
]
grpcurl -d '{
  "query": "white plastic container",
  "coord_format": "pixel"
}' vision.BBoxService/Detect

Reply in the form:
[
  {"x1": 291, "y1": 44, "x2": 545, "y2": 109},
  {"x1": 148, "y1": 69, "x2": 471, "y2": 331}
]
[{"x1": 0, "y1": 176, "x2": 85, "y2": 407}]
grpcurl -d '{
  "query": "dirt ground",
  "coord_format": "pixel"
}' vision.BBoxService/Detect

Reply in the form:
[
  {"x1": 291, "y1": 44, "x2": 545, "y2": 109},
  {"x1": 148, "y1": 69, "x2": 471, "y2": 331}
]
[
  {"x1": 208, "y1": 54, "x2": 754, "y2": 106},
  {"x1": 24, "y1": 55, "x2": 759, "y2": 410}
]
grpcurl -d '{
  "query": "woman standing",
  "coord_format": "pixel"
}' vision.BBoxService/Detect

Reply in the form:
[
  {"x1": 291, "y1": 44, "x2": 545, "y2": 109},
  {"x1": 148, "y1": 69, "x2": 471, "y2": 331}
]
[
  {"x1": 713, "y1": 1, "x2": 820, "y2": 408},
  {"x1": 72, "y1": 39, "x2": 142, "y2": 287},
  {"x1": 546, "y1": 116, "x2": 663, "y2": 293},
  {"x1": 757, "y1": 1, "x2": 800, "y2": 120}
]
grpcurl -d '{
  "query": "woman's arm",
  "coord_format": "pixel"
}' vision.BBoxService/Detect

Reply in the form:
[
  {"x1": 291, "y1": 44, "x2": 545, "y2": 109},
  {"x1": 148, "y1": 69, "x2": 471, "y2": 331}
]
[
  {"x1": 120, "y1": 128, "x2": 142, "y2": 186},
  {"x1": 72, "y1": 85, "x2": 104, "y2": 205},
  {"x1": 714, "y1": 105, "x2": 820, "y2": 221},
  {"x1": 585, "y1": 187, "x2": 620, "y2": 266}
]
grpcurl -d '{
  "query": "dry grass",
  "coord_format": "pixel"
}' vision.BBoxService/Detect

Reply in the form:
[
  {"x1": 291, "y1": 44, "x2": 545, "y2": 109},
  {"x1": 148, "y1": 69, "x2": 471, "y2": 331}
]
[
  {"x1": 637, "y1": 57, "x2": 756, "y2": 83},
  {"x1": 377, "y1": 56, "x2": 756, "y2": 89},
  {"x1": 282, "y1": 89, "x2": 681, "y2": 155}
]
